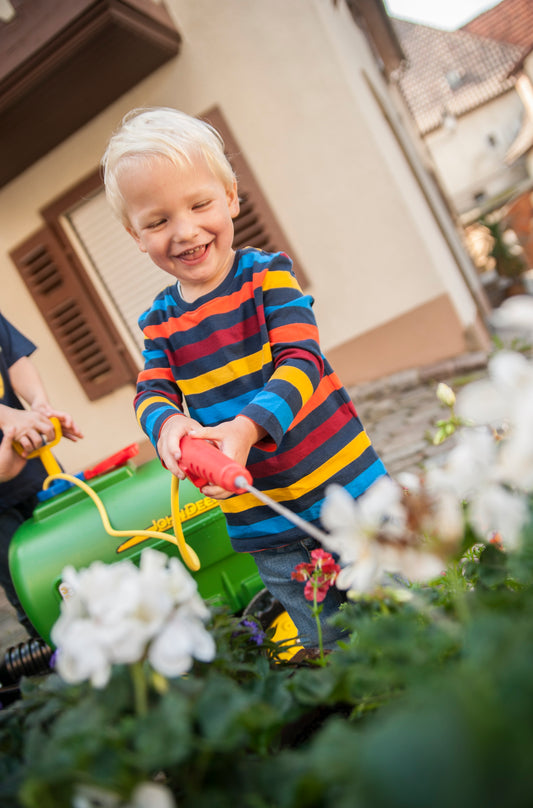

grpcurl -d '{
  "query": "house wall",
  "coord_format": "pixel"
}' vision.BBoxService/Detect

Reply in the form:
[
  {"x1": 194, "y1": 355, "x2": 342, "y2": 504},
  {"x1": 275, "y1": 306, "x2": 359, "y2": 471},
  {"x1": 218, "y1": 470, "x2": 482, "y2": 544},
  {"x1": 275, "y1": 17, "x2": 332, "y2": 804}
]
[
  {"x1": 520, "y1": 53, "x2": 533, "y2": 179},
  {"x1": 425, "y1": 90, "x2": 528, "y2": 214},
  {"x1": 0, "y1": 0, "x2": 488, "y2": 472}
]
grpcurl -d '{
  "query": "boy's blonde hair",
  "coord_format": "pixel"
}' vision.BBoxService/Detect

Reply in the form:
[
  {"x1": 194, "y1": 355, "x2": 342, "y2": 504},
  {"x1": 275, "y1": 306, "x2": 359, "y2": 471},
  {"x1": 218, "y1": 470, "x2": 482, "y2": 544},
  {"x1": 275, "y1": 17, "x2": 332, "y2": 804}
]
[{"x1": 101, "y1": 107, "x2": 236, "y2": 225}]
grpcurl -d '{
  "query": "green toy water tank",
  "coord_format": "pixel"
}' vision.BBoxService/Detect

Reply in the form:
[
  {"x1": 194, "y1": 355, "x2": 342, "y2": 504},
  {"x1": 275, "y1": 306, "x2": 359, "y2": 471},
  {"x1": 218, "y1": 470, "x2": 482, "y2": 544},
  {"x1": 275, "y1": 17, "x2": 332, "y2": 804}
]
[{"x1": 9, "y1": 460, "x2": 263, "y2": 644}]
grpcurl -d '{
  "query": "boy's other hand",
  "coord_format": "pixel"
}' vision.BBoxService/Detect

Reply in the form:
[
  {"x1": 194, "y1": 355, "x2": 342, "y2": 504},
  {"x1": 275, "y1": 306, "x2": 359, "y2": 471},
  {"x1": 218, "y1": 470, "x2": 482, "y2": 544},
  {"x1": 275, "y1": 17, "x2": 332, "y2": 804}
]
[
  {"x1": 157, "y1": 414, "x2": 202, "y2": 480},
  {"x1": 187, "y1": 417, "x2": 266, "y2": 500}
]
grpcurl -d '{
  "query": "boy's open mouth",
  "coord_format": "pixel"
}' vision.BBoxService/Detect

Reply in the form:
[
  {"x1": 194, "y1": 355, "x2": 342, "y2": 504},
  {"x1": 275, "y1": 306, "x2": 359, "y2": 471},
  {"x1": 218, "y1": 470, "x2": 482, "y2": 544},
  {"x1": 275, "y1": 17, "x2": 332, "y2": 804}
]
[{"x1": 178, "y1": 243, "x2": 209, "y2": 263}]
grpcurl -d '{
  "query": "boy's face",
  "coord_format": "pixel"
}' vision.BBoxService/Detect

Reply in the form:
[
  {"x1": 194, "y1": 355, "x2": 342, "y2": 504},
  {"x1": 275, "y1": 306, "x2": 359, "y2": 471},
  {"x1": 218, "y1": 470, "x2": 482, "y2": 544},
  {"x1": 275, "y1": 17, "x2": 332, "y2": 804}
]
[{"x1": 120, "y1": 153, "x2": 240, "y2": 302}]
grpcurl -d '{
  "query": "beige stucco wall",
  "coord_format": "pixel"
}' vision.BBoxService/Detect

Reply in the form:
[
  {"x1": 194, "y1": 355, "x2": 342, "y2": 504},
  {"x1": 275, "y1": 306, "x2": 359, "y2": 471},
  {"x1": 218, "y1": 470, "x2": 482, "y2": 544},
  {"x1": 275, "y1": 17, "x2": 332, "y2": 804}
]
[
  {"x1": 425, "y1": 89, "x2": 527, "y2": 214},
  {"x1": 0, "y1": 0, "x2": 486, "y2": 473}
]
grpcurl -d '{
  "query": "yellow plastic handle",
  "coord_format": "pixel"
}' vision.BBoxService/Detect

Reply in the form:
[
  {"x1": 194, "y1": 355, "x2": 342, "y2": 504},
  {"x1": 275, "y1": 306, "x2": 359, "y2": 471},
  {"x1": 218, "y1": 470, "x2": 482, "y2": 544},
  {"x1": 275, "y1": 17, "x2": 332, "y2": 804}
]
[
  {"x1": 42, "y1": 472, "x2": 201, "y2": 572},
  {"x1": 13, "y1": 416, "x2": 63, "y2": 476},
  {"x1": 170, "y1": 475, "x2": 201, "y2": 570}
]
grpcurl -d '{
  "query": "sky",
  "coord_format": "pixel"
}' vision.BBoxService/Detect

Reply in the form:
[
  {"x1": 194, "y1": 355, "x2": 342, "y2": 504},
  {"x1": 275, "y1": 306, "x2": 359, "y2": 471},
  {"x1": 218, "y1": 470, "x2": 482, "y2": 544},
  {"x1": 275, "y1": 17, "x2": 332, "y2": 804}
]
[{"x1": 384, "y1": 0, "x2": 503, "y2": 30}]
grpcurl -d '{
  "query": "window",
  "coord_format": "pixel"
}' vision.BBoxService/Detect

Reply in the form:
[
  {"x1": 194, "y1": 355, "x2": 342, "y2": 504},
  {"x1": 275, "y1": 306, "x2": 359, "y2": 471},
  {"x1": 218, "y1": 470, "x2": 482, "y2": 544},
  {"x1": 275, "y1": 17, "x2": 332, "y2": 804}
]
[
  {"x1": 445, "y1": 69, "x2": 467, "y2": 91},
  {"x1": 10, "y1": 107, "x2": 307, "y2": 400},
  {"x1": 10, "y1": 180, "x2": 140, "y2": 402}
]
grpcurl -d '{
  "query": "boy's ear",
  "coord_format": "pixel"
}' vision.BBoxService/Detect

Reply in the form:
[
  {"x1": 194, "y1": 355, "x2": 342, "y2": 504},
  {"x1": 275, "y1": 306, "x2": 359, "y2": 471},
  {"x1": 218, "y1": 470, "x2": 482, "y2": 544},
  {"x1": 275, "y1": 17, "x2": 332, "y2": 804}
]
[
  {"x1": 126, "y1": 226, "x2": 147, "y2": 253},
  {"x1": 227, "y1": 179, "x2": 240, "y2": 219}
]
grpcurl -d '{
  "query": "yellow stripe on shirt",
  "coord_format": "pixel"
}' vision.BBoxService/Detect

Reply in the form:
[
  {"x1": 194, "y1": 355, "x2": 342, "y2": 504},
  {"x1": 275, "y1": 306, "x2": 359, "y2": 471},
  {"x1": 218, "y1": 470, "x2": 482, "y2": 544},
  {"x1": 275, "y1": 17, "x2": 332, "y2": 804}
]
[
  {"x1": 222, "y1": 430, "x2": 371, "y2": 515},
  {"x1": 262, "y1": 270, "x2": 301, "y2": 293},
  {"x1": 136, "y1": 396, "x2": 179, "y2": 423},
  {"x1": 271, "y1": 365, "x2": 315, "y2": 406},
  {"x1": 179, "y1": 347, "x2": 268, "y2": 396}
]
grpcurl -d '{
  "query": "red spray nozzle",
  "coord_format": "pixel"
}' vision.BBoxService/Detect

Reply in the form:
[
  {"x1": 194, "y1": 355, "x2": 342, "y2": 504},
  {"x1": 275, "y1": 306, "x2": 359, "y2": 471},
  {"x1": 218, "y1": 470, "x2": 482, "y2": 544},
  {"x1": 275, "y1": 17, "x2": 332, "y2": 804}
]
[
  {"x1": 179, "y1": 435, "x2": 329, "y2": 543},
  {"x1": 179, "y1": 435, "x2": 253, "y2": 493}
]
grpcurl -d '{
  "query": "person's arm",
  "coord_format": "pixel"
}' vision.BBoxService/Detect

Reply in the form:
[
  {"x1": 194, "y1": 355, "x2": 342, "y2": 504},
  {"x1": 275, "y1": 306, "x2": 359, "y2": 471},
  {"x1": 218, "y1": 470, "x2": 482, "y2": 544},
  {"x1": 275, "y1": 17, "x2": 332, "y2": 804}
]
[
  {"x1": 134, "y1": 304, "x2": 189, "y2": 454},
  {"x1": 8, "y1": 355, "x2": 50, "y2": 412},
  {"x1": 237, "y1": 253, "x2": 325, "y2": 448}
]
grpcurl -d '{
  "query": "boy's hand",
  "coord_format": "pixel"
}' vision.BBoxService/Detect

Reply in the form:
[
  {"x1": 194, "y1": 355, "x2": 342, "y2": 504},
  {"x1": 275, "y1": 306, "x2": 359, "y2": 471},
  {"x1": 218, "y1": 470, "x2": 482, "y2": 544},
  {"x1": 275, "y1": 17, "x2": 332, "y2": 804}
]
[
  {"x1": 157, "y1": 414, "x2": 202, "y2": 480},
  {"x1": 187, "y1": 416, "x2": 266, "y2": 500}
]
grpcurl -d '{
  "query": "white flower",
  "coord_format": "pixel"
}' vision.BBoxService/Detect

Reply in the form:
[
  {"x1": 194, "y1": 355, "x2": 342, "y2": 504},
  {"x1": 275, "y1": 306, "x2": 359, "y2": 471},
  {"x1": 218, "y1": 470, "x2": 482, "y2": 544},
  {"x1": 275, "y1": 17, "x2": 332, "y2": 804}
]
[
  {"x1": 73, "y1": 784, "x2": 122, "y2": 808},
  {"x1": 398, "y1": 471, "x2": 464, "y2": 546},
  {"x1": 490, "y1": 294, "x2": 533, "y2": 336},
  {"x1": 320, "y1": 481, "x2": 396, "y2": 593},
  {"x1": 53, "y1": 619, "x2": 113, "y2": 688},
  {"x1": 422, "y1": 427, "x2": 530, "y2": 548},
  {"x1": 383, "y1": 545, "x2": 444, "y2": 584},
  {"x1": 129, "y1": 783, "x2": 177, "y2": 808},
  {"x1": 469, "y1": 484, "x2": 528, "y2": 550},
  {"x1": 456, "y1": 350, "x2": 533, "y2": 432},
  {"x1": 446, "y1": 348, "x2": 533, "y2": 539},
  {"x1": 425, "y1": 429, "x2": 496, "y2": 501},
  {"x1": 436, "y1": 382, "x2": 456, "y2": 408},
  {"x1": 51, "y1": 548, "x2": 215, "y2": 687},
  {"x1": 497, "y1": 417, "x2": 533, "y2": 491},
  {"x1": 320, "y1": 478, "x2": 444, "y2": 594},
  {"x1": 322, "y1": 477, "x2": 407, "y2": 545},
  {"x1": 149, "y1": 606, "x2": 216, "y2": 678},
  {"x1": 72, "y1": 783, "x2": 176, "y2": 808}
]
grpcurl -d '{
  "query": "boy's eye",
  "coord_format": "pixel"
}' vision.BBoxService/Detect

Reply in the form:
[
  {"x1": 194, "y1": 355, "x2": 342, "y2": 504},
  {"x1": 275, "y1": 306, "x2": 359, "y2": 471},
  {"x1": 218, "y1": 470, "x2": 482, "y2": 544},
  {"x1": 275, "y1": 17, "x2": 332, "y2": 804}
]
[
  {"x1": 193, "y1": 200, "x2": 210, "y2": 210},
  {"x1": 146, "y1": 219, "x2": 165, "y2": 229}
]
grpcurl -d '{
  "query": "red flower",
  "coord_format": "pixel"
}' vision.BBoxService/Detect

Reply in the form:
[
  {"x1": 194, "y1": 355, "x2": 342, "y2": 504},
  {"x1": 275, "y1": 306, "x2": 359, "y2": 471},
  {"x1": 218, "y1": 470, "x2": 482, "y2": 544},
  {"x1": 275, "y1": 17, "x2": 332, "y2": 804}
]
[{"x1": 292, "y1": 549, "x2": 340, "y2": 603}]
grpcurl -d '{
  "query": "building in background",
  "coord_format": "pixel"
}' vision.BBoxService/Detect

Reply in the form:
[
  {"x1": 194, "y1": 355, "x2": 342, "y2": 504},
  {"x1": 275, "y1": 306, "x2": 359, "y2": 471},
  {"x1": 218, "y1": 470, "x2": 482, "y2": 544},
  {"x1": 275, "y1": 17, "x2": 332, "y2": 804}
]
[
  {"x1": 391, "y1": 0, "x2": 533, "y2": 298},
  {"x1": 0, "y1": 0, "x2": 490, "y2": 471}
]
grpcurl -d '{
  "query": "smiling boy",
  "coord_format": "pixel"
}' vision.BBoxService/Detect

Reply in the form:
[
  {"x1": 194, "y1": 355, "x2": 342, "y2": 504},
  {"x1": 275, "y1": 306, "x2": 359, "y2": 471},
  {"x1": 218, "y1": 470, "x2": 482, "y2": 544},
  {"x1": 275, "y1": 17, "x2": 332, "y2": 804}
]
[
  {"x1": 101, "y1": 107, "x2": 387, "y2": 648},
  {"x1": 120, "y1": 154, "x2": 240, "y2": 302}
]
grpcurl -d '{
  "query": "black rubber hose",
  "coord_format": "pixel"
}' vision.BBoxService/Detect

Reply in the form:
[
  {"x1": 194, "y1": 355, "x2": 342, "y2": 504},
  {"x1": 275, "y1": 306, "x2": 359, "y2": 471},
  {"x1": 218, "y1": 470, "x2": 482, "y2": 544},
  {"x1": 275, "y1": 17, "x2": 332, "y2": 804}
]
[{"x1": 0, "y1": 638, "x2": 53, "y2": 686}]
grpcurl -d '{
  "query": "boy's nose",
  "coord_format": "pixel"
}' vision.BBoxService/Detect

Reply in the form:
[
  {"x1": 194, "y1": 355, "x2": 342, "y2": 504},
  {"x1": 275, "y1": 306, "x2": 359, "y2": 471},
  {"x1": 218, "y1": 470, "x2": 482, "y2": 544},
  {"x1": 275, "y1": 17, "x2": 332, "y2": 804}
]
[{"x1": 172, "y1": 215, "x2": 198, "y2": 244}]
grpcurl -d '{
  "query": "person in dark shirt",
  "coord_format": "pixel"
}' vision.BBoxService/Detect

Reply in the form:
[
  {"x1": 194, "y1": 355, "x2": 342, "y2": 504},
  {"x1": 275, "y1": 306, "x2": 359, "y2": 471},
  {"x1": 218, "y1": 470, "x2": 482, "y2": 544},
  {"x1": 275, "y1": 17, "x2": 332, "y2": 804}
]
[{"x1": 0, "y1": 312, "x2": 83, "y2": 634}]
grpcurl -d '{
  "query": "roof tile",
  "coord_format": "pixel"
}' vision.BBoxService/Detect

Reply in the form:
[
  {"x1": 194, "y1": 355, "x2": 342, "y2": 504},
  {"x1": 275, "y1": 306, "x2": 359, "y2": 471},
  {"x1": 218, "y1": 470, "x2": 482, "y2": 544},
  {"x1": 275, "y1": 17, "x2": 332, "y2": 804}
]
[
  {"x1": 462, "y1": 0, "x2": 533, "y2": 49},
  {"x1": 393, "y1": 20, "x2": 523, "y2": 134}
]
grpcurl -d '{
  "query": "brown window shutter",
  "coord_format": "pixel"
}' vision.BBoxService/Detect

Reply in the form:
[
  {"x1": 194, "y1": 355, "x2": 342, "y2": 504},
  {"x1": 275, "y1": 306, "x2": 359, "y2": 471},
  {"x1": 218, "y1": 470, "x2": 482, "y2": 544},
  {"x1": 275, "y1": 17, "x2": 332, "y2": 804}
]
[
  {"x1": 203, "y1": 107, "x2": 309, "y2": 289},
  {"x1": 10, "y1": 226, "x2": 138, "y2": 400}
]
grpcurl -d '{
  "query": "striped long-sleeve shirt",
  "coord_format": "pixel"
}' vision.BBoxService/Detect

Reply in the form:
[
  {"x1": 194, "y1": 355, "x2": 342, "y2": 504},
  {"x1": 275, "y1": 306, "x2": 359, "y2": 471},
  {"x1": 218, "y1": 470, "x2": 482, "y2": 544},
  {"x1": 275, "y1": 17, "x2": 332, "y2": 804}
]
[{"x1": 134, "y1": 248, "x2": 386, "y2": 553}]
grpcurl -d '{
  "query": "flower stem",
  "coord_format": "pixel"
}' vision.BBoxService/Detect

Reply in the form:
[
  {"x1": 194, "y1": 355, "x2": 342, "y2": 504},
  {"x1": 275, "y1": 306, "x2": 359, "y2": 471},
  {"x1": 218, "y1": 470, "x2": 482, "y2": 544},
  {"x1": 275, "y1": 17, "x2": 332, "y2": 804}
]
[
  {"x1": 313, "y1": 591, "x2": 326, "y2": 666},
  {"x1": 448, "y1": 562, "x2": 470, "y2": 625},
  {"x1": 130, "y1": 661, "x2": 148, "y2": 717}
]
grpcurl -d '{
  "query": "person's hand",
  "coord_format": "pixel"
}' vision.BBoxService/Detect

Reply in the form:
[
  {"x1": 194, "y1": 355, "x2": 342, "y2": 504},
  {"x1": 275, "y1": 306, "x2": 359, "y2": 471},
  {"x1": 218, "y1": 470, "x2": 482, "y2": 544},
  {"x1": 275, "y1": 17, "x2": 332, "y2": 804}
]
[
  {"x1": 0, "y1": 425, "x2": 27, "y2": 482},
  {"x1": 156, "y1": 415, "x2": 202, "y2": 480},
  {"x1": 32, "y1": 404, "x2": 84, "y2": 443},
  {"x1": 187, "y1": 417, "x2": 266, "y2": 500},
  {"x1": 0, "y1": 407, "x2": 56, "y2": 454}
]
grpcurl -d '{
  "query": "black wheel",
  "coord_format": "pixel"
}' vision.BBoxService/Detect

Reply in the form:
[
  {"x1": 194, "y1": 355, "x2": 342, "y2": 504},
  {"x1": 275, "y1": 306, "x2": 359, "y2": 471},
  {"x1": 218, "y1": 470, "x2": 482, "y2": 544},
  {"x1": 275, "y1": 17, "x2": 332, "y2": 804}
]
[{"x1": 242, "y1": 587, "x2": 285, "y2": 630}]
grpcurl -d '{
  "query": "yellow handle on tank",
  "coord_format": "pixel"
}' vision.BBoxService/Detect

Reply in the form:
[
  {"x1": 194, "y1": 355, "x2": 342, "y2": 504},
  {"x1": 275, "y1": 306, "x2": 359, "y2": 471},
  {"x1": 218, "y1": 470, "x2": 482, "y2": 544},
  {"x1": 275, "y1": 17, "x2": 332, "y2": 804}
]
[{"x1": 13, "y1": 416, "x2": 63, "y2": 476}]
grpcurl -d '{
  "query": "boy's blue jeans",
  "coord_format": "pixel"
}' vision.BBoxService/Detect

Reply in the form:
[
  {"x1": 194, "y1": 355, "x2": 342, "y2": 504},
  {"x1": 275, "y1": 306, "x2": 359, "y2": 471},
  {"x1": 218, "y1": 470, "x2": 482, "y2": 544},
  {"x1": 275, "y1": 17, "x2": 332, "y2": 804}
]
[{"x1": 252, "y1": 537, "x2": 349, "y2": 649}]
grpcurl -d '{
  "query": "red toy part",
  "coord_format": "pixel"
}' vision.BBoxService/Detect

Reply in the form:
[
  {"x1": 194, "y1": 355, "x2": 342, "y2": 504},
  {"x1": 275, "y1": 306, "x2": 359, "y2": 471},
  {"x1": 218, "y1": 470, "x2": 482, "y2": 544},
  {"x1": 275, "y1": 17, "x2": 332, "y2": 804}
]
[
  {"x1": 83, "y1": 444, "x2": 139, "y2": 480},
  {"x1": 179, "y1": 435, "x2": 252, "y2": 493}
]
